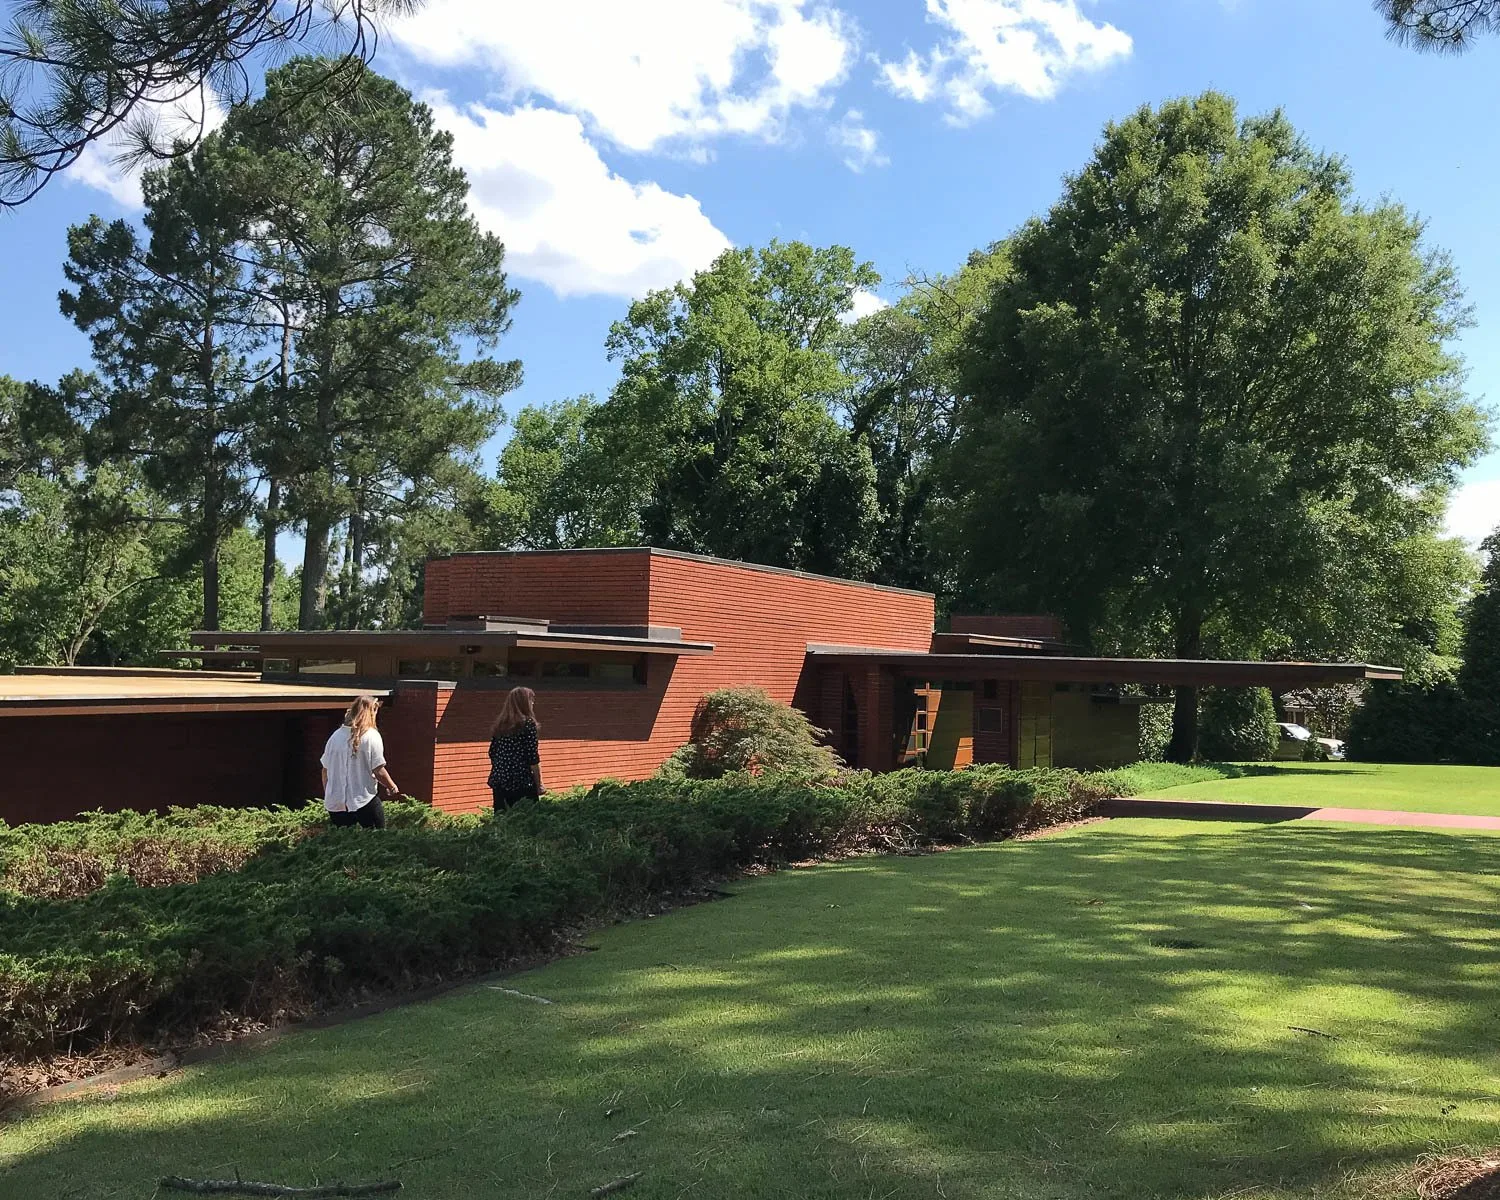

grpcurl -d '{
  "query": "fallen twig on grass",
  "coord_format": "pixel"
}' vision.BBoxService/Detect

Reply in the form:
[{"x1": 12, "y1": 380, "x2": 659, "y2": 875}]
[
  {"x1": 590, "y1": 1173, "x2": 642, "y2": 1197},
  {"x1": 612, "y1": 1129, "x2": 640, "y2": 1143},
  {"x1": 1288, "y1": 1025, "x2": 1338, "y2": 1040},
  {"x1": 487, "y1": 987, "x2": 554, "y2": 1005},
  {"x1": 159, "y1": 1177, "x2": 401, "y2": 1197}
]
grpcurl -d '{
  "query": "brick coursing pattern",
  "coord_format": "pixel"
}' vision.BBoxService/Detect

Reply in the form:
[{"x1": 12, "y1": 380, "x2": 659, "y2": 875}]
[{"x1": 409, "y1": 549, "x2": 935, "y2": 813}]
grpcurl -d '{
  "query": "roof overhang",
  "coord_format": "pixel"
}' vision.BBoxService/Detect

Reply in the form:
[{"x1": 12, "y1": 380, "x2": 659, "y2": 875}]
[
  {"x1": 0, "y1": 670, "x2": 391, "y2": 718},
  {"x1": 191, "y1": 629, "x2": 715, "y2": 657},
  {"x1": 805, "y1": 646, "x2": 1403, "y2": 688}
]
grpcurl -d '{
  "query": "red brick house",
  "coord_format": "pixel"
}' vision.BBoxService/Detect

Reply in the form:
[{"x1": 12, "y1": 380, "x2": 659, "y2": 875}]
[{"x1": 0, "y1": 547, "x2": 1400, "y2": 822}]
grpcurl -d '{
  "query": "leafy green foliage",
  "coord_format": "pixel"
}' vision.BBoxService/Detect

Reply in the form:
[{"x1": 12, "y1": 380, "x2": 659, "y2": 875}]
[
  {"x1": 1136, "y1": 701, "x2": 1174, "y2": 762},
  {"x1": 1347, "y1": 680, "x2": 1467, "y2": 762},
  {"x1": 484, "y1": 396, "x2": 640, "y2": 550},
  {"x1": 944, "y1": 92, "x2": 1491, "y2": 761},
  {"x1": 0, "y1": 766, "x2": 1144, "y2": 1062},
  {"x1": 835, "y1": 247, "x2": 1010, "y2": 591},
  {"x1": 1197, "y1": 687, "x2": 1280, "y2": 762},
  {"x1": 591, "y1": 241, "x2": 883, "y2": 577},
  {"x1": 1456, "y1": 528, "x2": 1500, "y2": 764},
  {"x1": 659, "y1": 688, "x2": 844, "y2": 782},
  {"x1": 0, "y1": 466, "x2": 165, "y2": 667}
]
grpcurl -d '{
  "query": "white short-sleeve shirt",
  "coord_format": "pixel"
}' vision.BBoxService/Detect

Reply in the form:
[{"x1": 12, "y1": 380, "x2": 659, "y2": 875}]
[{"x1": 320, "y1": 725, "x2": 387, "y2": 812}]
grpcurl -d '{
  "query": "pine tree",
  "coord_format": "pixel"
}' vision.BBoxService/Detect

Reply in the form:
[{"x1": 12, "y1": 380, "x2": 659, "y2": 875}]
[
  {"x1": 224, "y1": 60, "x2": 520, "y2": 628},
  {"x1": 0, "y1": 0, "x2": 422, "y2": 207},
  {"x1": 61, "y1": 141, "x2": 261, "y2": 630}
]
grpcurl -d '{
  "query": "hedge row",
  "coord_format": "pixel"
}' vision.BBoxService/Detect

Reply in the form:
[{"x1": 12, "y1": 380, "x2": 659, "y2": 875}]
[
  {"x1": 0, "y1": 762, "x2": 1216, "y2": 1067},
  {"x1": 0, "y1": 799, "x2": 461, "y2": 900}
]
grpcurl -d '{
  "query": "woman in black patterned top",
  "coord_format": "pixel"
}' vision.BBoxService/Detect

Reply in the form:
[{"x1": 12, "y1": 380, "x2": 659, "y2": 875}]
[{"x1": 488, "y1": 686, "x2": 545, "y2": 811}]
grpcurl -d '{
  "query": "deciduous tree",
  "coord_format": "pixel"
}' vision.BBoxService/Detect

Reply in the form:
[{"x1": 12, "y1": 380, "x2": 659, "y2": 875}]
[
  {"x1": 1457, "y1": 527, "x2": 1500, "y2": 762},
  {"x1": 945, "y1": 93, "x2": 1491, "y2": 761},
  {"x1": 838, "y1": 247, "x2": 1009, "y2": 591},
  {"x1": 597, "y1": 241, "x2": 882, "y2": 578}
]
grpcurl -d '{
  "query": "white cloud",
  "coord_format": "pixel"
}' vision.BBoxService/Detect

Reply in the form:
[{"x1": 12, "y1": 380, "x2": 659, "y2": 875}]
[
  {"x1": 829, "y1": 108, "x2": 889, "y2": 172},
  {"x1": 391, "y1": 0, "x2": 856, "y2": 153},
  {"x1": 878, "y1": 0, "x2": 1132, "y2": 121},
  {"x1": 1445, "y1": 479, "x2": 1500, "y2": 546},
  {"x1": 427, "y1": 97, "x2": 731, "y2": 299},
  {"x1": 843, "y1": 288, "x2": 890, "y2": 323},
  {"x1": 68, "y1": 82, "x2": 224, "y2": 208}
]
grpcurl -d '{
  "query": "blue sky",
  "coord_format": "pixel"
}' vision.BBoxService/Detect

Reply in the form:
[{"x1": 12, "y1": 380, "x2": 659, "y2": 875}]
[{"x1": 2, "y1": 0, "x2": 1496, "y2": 543}]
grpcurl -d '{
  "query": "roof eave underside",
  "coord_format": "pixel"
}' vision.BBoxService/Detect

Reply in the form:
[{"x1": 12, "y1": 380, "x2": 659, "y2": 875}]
[{"x1": 804, "y1": 647, "x2": 1402, "y2": 687}]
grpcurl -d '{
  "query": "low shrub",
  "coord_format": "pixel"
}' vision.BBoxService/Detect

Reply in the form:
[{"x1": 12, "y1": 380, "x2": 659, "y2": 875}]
[
  {"x1": 1197, "y1": 687, "x2": 1280, "y2": 762},
  {"x1": 1347, "y1": 680, "x2": 1466, "y2": 763},
  {"x1": 658, "y1": 687, "x2": 843, "y2": 781},
  {"x1": 0, "y1": 801, "x2": 457, "y2": 900},
  {"x1": 0, "y1": 765, "x2": 1138, "y2": 1066}
]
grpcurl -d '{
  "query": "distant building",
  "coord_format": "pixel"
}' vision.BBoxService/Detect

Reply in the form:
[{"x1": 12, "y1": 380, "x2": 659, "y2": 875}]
[{"x1": 0, "y1": 547, "x2": 1399, "y2": 822}]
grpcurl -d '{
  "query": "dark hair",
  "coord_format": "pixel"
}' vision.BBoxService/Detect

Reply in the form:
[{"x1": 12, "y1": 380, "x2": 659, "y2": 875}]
[{"x1": 491, "y1": 687, "x2": 538, "y2": 737}]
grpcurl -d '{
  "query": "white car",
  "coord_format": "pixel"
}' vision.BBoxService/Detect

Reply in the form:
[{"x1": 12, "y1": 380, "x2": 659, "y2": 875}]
[{"x1": 1276, "y1": 722, "x2": 1345, "y2": 761}]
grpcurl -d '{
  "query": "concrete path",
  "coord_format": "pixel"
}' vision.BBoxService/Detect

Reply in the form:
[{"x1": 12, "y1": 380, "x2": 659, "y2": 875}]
[{"x1": 1100, "y1": 796, "x2": 1500, "y2": 831}]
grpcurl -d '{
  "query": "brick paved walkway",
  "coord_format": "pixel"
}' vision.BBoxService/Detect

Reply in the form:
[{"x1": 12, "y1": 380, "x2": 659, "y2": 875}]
[{"x1": 1100, "y1": 796, "x2": 1500, "y2": 831}]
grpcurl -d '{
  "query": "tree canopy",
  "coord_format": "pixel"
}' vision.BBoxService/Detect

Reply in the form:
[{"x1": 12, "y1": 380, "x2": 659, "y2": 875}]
[
  {"x1": 1456, "y1": 527, "x2": 1500, "y2": 762},
  {"x1": 588, "y1": 241, "x2": 883, "y2": 579},
  {"x1": 943, "y1": 92, "x2": 1490, "y2": 760}
]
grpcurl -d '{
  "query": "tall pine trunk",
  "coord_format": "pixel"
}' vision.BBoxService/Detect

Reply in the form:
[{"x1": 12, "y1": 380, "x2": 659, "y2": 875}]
[
  {"x1": 200, "y1": 318, "x2": 221, "y2": 630},
  {"x1": 260, "y1": 476, "x2": 280, "y2": 631},
  {"x1": 348, "y1": 486, "x2": 365, "y2": 627},
  {"x1": 203, "y1": 532, "x2": 220, "y2": 631},
  {"x1": 299, "y1": 514, "x2": 331, "y2": 630}
]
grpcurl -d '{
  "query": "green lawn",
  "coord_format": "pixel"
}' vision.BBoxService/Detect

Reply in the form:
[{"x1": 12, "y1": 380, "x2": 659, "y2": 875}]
[
  {"x1": 1141, "y1": 761, "x2": 1500, "y2": 816},
  {"x1": 6, "y1": 818, "x2": 1500, "y2": 1199}
]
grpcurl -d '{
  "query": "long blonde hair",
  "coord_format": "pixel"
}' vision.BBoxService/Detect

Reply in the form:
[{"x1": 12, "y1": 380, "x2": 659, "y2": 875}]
[
  {"x1": 491, "y1": 687, "x2": 538, "y2": 738},
  {"x1": 344, "y1": 695, "x2": 381, "y2": 755}
]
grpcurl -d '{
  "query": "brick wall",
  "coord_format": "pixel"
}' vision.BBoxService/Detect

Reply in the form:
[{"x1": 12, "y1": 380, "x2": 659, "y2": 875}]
[
  {"x1": 3, "y1": 711, "x2": 334, "y2": 824},
  {"x1": 423, "y1": 550, "x2": 653, "y2": 627},
  {"x1": 415, "y1": 550, "x2": 936, "y2": 811}
]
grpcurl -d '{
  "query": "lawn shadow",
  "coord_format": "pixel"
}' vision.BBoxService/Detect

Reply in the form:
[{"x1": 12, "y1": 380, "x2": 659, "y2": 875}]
[{"x1": 6, "y1": 822, "x2": 1500, "y2": 1200}]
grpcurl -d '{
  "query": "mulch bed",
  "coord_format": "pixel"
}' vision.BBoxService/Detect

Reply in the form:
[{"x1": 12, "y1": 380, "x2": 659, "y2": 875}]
[{"x1": 1408, "y1": 1155, "x2": 1500, "y2": 1200}]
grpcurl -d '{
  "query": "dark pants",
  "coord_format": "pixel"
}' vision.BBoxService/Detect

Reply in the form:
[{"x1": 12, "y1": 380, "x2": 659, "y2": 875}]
[
  {"x1": 492, "y1": 785, "x2": 538, "y2": 812},
  {"x1": 330, "y1": 798, "x2": 386, "y2": 829}
]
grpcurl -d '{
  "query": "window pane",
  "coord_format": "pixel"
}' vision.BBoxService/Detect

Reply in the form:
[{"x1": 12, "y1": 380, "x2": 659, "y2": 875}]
[
  {"x1": 298, "y1": 659, "x2": 357, "y2": 675},
  {"x1": 398, "y1": 659, "x2": 464, "y2": 679},
  {"x1": 472, "y1": 660, "x2": 508, "y2": 678},
  {"x1": 541, "y1": 661, "x2": 590, "y2": 679}
]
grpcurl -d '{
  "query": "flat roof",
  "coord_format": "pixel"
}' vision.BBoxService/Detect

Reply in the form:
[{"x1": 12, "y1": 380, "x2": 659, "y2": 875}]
[
  {"x1": 805, "y1": 647, "x2": 1403, "y2": 688},
  {"x1": 431, "y1": 545, "x2": 937, "y2": 600},
  {"x1": 189, "y1": 628, "x2": 715, "y2": 656},
  {"x1": 0, "y1": 669, "x2": 390, "y2": 717}
]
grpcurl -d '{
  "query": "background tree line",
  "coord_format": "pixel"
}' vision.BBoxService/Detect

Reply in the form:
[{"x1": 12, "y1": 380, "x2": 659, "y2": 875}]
[
  {"x1": 2, "y1": 57, "x2": 519, "y2": 668},
  {"x1": 2, "y1": 70, "x2": 1494, "y2": 763}
]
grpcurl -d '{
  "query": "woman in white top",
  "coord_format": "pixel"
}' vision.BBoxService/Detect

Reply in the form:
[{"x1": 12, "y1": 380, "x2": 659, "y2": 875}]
[{"x1": 321, "y1": 695, "x2": 399, "y2": 829}]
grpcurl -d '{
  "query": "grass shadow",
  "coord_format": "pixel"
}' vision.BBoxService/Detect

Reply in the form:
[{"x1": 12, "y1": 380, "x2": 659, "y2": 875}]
[{"x1": 6, "y1": 819, "x2": 1500, "y2": 1200}]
